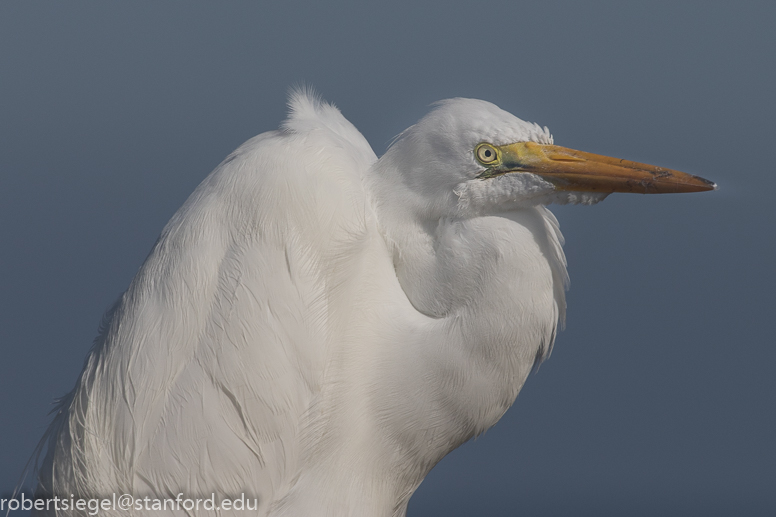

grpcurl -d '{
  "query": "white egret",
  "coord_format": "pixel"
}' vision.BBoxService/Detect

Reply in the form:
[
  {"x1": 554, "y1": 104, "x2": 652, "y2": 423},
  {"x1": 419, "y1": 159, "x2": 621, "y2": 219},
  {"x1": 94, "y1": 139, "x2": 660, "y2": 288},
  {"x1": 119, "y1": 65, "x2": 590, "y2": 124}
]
[{"x1": 34, "y1": 89, "x2": 715, "y2": 516}]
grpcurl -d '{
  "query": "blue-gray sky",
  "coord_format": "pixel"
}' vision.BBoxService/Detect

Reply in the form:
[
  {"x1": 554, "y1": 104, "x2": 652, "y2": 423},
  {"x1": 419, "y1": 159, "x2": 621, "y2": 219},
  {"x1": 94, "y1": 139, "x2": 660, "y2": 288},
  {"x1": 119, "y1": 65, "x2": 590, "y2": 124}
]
[{"x1": 1, "y1": 2, "x2": 774, "y2": 515}]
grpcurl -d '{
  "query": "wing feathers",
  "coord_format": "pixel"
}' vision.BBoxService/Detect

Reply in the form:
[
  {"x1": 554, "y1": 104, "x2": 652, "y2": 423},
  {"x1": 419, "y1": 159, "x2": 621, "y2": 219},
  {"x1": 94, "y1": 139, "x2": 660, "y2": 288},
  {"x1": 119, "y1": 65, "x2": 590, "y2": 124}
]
[{"x1": 37, "y1": 90, "x2": 377, "y2": 509}]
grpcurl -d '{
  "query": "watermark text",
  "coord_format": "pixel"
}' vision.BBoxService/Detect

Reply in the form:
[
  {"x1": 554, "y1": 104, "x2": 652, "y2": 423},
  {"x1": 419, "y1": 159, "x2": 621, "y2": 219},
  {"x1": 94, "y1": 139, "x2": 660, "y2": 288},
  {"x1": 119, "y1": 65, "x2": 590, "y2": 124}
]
[{"x1": 1, "y1": 493, "x2": 257, "y2": 514}]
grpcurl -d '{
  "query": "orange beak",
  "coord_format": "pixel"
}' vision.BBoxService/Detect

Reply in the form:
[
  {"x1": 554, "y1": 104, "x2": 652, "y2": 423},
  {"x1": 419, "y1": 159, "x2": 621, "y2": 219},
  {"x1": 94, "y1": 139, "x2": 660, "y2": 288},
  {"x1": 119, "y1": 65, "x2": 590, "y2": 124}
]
[{"x1": 489, "y1": 141, "x2": 716, "y2": 194}]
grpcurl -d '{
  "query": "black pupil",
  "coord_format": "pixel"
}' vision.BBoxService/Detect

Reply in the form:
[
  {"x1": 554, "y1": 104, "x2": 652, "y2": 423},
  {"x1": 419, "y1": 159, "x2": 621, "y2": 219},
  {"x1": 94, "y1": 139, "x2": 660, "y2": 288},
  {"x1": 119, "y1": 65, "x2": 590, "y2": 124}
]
[{"x1": 484, "y1": 150, "x2": 491, "y2": 158}]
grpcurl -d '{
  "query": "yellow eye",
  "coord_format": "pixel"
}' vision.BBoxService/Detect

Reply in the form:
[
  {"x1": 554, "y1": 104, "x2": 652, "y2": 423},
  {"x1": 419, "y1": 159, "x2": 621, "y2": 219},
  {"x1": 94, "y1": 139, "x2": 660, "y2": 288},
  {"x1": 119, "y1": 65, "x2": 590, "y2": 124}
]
[{"x1": 476, "y1": 143, "x2": 499, "y2": 164}]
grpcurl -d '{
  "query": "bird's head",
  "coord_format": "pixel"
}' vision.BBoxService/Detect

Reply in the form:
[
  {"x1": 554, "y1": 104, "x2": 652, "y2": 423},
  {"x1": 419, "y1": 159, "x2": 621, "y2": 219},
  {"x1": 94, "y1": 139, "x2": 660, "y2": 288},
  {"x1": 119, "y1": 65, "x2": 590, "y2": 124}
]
[{"x1": 373, "y1": 98, "x2": 715, "y2": 220}]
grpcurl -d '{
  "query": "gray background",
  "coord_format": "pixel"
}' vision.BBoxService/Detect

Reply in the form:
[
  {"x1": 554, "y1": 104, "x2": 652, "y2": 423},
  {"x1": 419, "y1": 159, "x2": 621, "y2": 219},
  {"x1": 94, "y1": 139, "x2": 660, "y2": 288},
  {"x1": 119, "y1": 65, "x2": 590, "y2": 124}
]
[{"x1": 1, "y1": 1, "x2": 774, "y2": 515}]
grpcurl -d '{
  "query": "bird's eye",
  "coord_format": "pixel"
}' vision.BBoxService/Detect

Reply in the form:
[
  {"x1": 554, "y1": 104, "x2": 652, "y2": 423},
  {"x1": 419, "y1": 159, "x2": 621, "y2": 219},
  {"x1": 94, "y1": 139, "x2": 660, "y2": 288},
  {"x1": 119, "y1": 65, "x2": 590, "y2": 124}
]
[{"x1": 476, "y1": 144, "x2": 499, "y2": 165}]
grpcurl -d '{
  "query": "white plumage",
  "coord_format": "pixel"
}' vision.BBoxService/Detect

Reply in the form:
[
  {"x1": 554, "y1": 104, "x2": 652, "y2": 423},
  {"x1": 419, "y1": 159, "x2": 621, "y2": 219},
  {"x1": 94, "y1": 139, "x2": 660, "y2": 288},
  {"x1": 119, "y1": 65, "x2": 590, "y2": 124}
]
[{"x1": 34, "y1": 89, "x2": 714, "y2": 516}]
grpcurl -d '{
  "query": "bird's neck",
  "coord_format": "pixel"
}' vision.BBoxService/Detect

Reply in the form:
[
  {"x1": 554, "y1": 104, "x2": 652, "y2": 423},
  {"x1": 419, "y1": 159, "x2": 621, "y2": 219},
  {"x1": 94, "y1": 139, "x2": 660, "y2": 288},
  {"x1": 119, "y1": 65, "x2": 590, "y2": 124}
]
[{"x1": 365, "y1": 205, "x2": 564, "y2": 466}]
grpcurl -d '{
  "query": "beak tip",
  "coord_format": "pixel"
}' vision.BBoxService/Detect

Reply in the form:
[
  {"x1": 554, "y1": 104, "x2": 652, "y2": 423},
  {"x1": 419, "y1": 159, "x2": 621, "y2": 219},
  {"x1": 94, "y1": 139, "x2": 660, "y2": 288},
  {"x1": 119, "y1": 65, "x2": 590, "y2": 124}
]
[
  {"x1": 685, "y1": 174, "x2": 717, "y2": 193},
  {"x1": 701, "y1": 177, "x2": 718, "y2": 191}
]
